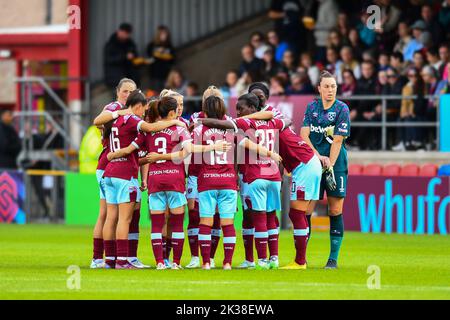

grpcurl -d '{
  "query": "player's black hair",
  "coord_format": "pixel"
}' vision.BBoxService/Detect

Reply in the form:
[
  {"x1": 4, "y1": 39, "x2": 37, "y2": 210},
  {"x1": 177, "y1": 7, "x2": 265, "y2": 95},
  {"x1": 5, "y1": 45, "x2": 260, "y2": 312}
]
[
  {"x1": 150, "y1": 96, "x2": 178, "y2": 121},
  {"x1": 119, "y1": 23, "x2": 133, "y2": 33},
  {"x1": 237, "y1": 93, "x2": 259, "y2": 111},
  {"x1": 248, "y1": 82, "x2": 270, "y2": 99},
  {"x1": 203, "y1": 96, "x2": 226, "y2": 120},
  {"x1": 318, "y1": 70, "x2": 336, "y2": 85},
  {"x1": 126, "y1": 90, "x2": 147, "y2": 108}
]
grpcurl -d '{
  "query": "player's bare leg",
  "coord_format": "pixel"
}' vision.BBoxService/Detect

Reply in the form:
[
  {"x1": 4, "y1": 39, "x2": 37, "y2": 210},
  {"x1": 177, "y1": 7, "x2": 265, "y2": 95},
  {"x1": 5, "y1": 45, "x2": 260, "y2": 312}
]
[
  {"x1": 103, "y1": 203, "x2": 118, "y2": 268},
  {"x1": 306, "y1": 200, "x2": 317, "y2": 242},
  {"x1": 325, "y1": 197, "x2": 345, "y2": 269},
  {"x1": 281, "y1": 200, "x2": 310, "y2": 270},
  {"x1": 116, "y1": 202, "x2": 136, "y2": 269},
  {"x1": 91, "y1": 199, "x2": 107, "y2": 268},
  {"x1": 168, "y1": 206, "x2": 185, "y2": 269},
  {"x1": 220, "y1": 218, "x2": 236, "y2": 270}
]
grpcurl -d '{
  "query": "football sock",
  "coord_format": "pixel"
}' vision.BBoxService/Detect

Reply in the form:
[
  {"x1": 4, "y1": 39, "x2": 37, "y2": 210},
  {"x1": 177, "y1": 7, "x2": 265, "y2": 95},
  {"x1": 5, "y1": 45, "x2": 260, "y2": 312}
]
[
  {"x1": 267, "y1": 213, "x2": 279, "y2": 258},
  {"x1": 289, "y1": 208, "x2": 308, "y2": 265},
  {"x1": 306, "y1": 214, "x2": 312, "y2": 242},
  {"x1": 187, "y1": 202, "x2": 200, "y2": 257},
  {"x1": 169, "y1": 213, "x2": 185, "y2": 265},
  {"x1": 151, "y1": 214, "x2": 165, "y2": 264},
  {"x1": 198, "y1": 224, "x2": 212, "y2": 265},
  {"x1": 116, "y1": 239, "x2": 128, "y2": 266},
  {"x1": 210, "y1": 213, "x2": 221, "y2": 259},
  {"x1": 252, "y1": 211, "x2": 268, "y2": 260},
  {"x1": 242, "y1": 209, "x2": 254, "y2": 262},
  {"x1": 128, "y1": 209, "x2": 140, "y2": 258},
  {"x1": 93, "y1": 238, "x2": 104, "y2": 260},
  {"x1": 329, "y1": 214, "x2": 344, "y2": 261},
  {"x1": 222, "y1": 224, "x2": 236, "y2": 265},
  {"x1": 162, "y1": 236, "x2": 167, "y2": 260},
  {"x1": 104, "y1": 240, "x2": 116, "y2": 268}
]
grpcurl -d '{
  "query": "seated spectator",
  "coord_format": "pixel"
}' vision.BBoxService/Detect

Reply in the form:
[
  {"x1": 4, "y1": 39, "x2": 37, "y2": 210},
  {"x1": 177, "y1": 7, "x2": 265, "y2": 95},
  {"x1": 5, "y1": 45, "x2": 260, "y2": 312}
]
[
  {"x1": 327, "y1": 29, "x2": 344, "y2": 52},
  {"x1": 377, "y1": 69, "x2": 389, "y2": 94},
  {"x1": 340, "y1": 69, "x2": 357, "y2": 99},
  {"x1": 422, "y1": 65, "x2": 440, "y2": 147},
  {"x1": 300, "y1": 52, "x2": 320, "y2": 86},
  {"x1": 262, "y1": 48, "x2": 284, "y2": 81},
  {"x1": 337, "y1": 46, "x2": 361, "y2": 84},
  {"x1": 357, "y1": 11, "x2": 377, "y2": 48},
  {"x1": 378, "y1": 51, "x2": 390, "y2": 71},
  {"x1": 412, "y1": 50, "x2": 426, "y2": 71},
  {"x1": 325, "y1": 47, "x2": 343, "y2": 77},
  {"x1": 221, "y1": 70, "x2": 240, "y2": 99},
  {"x1": 146, "y1": 25, "x2": 175, "y2": 92},
  {"x1": 421, "y1": 4, "x2": 444, "y2": 47},
  {"x1": 103, "y1": 23, "x2": 139, "y2": 91},
  {"x1": 165, "y1": 69, "x2": 188, "y2": 95},
  {"x1": 313, "y1": 0, "x2": 339, "y2": 63},
  {"x1": 250, "y1": 31, "x2": 271, "y2": 60},
  {"x1": 337, "y1": 12, "x2": 350, "y2": 39},
  {"x1": 390, "y1": 51, "x2": 407, "y2": 77},
  {"x1": 439, "y1": 0, "x2": 450, "y2": 31},
  {"x1": 235, "y1": 70, "x2": 261, "y2": 97},
  {"x1": 426, "y1": 46, "x2": 443, "y2": 74},
  {"x1": 239, "y1": 44, "x2": 265, "y2": 77},
  {"x1": 403, "y1": 20, "x2": 428, "y2": 62},
  {"x1": 348, "y1": 28, "x2": 364, "y2": 61},
  {"x1": 393, "y1": 21, "x2": 412, "y2": 57},
  {"x1": 286, "y1": 71, "x2": 314, "y2": 95},
  {"x1": 267, "y1": 30, "x2": 290, "y2": 63},
  {"x1": 269, "y1": 75, "x2": 287, "y2": 96},
  {"x1": 393, "y1": 67, "x2": 427, "y2": 151},
  {"x1": 384, "y1": 67, "x2": 406, "y2": 120},
  {"x1": 183, "y1": 82, "x2": 201, "y2": 119},
  {"x1": 438, "y1": 44, "x2": 449, "y2": 79},
  {"x1": 436, "y1": 62, "x2": 450, "y2": 94},
  {"x1": 281, "y1": 50, "x2": 297, "y2": 77},
  {"x1": 0, "y1": 109, "x2": 21, "y2": 169}
]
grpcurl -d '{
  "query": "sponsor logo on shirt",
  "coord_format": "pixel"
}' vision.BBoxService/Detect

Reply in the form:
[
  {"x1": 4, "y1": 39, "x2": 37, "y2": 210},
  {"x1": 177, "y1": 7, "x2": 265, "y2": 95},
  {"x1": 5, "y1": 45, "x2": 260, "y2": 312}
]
[{"x1": 309, "y1": 124, "x2": 334, "y2": 134}]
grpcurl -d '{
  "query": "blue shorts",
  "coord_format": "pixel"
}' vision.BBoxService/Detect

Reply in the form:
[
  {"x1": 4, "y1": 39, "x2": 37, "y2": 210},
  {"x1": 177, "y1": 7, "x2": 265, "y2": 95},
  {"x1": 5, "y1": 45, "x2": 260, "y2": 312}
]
[
  {"x1": 149, "y1": 191, "x2": 187, "y2": 211},
  {"x1": 104, "y1": 177, "x2": 141, "y2": 204},
  {"x1": 291, "y1": 155, "x2": 322, "y2": 201},
  {"x1": 186, "y1": 176, "x2": 198, "y2": 200},
  {"x1": 248, "y1": 179, "x2": 281, "y2": 212},
  {"x1": 96, "y1": 169, "x2": 106, "y2": 200},
  {"x1": 199, "y1": 189, "x2": 237, "y2": 219},
  {"x1": 239, "y1": 174, "x2": 251, "y2": 211}
]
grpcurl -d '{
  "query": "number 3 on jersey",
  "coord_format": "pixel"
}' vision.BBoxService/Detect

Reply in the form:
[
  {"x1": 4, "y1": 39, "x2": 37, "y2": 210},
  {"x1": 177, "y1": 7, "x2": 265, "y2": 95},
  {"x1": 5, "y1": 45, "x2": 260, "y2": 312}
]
[{"x1": 155, "y1": 137, "x2": 167, "y2": 163}]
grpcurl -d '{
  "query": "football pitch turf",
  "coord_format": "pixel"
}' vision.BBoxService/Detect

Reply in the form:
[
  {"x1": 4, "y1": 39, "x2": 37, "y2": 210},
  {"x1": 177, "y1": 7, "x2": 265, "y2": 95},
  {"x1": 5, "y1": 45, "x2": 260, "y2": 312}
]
[{"x1": 0, "y1": 225, "x2": 449, "y2": 300}]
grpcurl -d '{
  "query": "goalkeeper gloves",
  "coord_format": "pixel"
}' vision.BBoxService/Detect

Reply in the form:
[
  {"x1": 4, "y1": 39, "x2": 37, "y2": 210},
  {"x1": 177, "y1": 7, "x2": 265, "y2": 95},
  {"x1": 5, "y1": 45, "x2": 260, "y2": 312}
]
[{"x1": 323, "y1": 166, "x2": 337, "y2": 191}]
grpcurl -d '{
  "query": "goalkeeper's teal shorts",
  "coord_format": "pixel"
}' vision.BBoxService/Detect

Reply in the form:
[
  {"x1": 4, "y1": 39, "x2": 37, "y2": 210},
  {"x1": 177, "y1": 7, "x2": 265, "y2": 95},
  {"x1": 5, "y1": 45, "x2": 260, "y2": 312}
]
[{"x1": 319, "y1": 170, "x2": 348, "y2": 199}]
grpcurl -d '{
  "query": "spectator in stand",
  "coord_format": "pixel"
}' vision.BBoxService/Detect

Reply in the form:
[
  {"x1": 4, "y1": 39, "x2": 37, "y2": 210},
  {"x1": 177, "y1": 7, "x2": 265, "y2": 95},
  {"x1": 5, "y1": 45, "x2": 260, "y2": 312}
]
[
  {"x1": 439, "y1": 0, "x2": 450, "y2": 30},
  {"x1": 281, "y1": 50, "x2": 297, "y2": 77},
  {"x1": 354, "y1": 60, "x2": 379, "y2": 150},
  {"x1": 422, "y1": 65, "x2": 440, "y2": 147},
  {"x1": 235, "y1": 70, "x2": 261, "y2": 97},
  {"x1": 165, "y1": 69, "x2": 188, "y2": 96},
  {"x1": 340, "y1": 69, "x2": 357, "y2": 100},
  {"x1": 357, "y1": 11, "x2": 377, "y2": 48},
  {"x1": 348, "y1": 28, "x2": 364, "y2": 61},
  {"x1": 267, "y1": 30, "x2": 290, "y2": 63},
  {"x1": 299, "y1": 52, "x2": 320, "y2": 86},
  {"x1": 325, "y1": 47, "x2": 342, "y2": 77},
  {"x1": 421, "y1": 4, "x2": 444, "y2": 47},
  {"x1": 378, "y1": 51, "x2": 390, "y2": 71},
  {"x1": 183, "y1": 82, "x2": 201, "y2": 119},
  {"x1": 239, "y1": 44, "x2": 265, "y2": 77},
  {"x1": 262, "y1": 48, "x2": 283, "y2": 81},
  {"x1": 426, "y1": 46, "x2": 444, "y2": 75},
  {"x1": 103, "y1": 23, "x2": 139, "y2": 92},
  {"x1": 412, "y1": 50, "x2": 426, "y2": 71},
  {"x1": 376, "y1": 0, "x2": 402, "y2": 33},
  {"x1": 438, "y1": 44, "x2": 449, "y2": 79},
  {"x1": 268, "y1": 0, "x2": 305, "y2": 55},
  {"x1": 327, "y1": 29, "x2": 344, "y2": 52},
  {"x1": 269, "y1": 75, "x2": 286, "y2": 96},
  {"x1": 399, "y1": 0, "x2": 422, "y2": 24},
  {"x1": 250, "y1": 31, "x2": 271, "y2": 59},
  {"x1": 285, "y1": 71, "x2": 314, "y2": 95},
  {"x1": 146, "y1": 25, "x2": 175, "y2": 92},
  {"x1": 390, "y1": 51, "x2": 407, "y2": 77},
  {"x1": 393, "y1": 22, "x2": 412, "y2": 58},
  {"x1": 337, "y1": 46, "x2": 361, "y2": 84},
  {"x1": 436, "y1": 62, "x2": 450, "y2": 94},
  {"x1": 393, "y1": 67, "x2": 427, "y2": 151},
  {"x1": 0, "y1": 110, "x2": 21, "y2": 169},
  {"x1": 221, "y1": 70, "x2": 240, "y2": 99},
  {"x1": 383, "y1": 68, "x2": 406, "y2": 147},
  {"x1": 337, "y1": 12, "x2": 350, "y2": 39},
  {"x1": 377, "y1": 69, "x2": 389, "y2": 94},
  {"x1": 313, "y1": 0, "x2": 339, "y2": 63},
  {"x1": 404, "y1": 20, "x2": 427, "y2": 62}
]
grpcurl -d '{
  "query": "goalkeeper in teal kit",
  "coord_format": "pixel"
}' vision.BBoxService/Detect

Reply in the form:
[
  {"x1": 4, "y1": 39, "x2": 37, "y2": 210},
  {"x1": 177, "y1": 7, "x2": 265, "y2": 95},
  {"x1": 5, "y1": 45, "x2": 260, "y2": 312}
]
[{"x1": 301, "y1": 71, "x2": 351, "y2": 269}]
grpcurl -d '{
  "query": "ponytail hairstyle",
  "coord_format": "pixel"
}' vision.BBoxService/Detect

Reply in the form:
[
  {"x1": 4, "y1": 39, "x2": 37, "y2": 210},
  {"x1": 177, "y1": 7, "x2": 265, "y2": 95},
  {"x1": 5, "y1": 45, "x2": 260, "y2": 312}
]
[
  {"x1": 149, "y1": 96, "x2": 178, "y2": 122},
  {"x1": 202, "y1": 85, "x2": 224, "y2": 103},
  {"x1": 144, "y1": 97, "x2": 159, "y2": 123},
  {"x1": 237, "y1": 93, "x2": 260, "y2": 111},
  {"x1": 203, "y1": 96, "x2": 226, "y2": 120}
]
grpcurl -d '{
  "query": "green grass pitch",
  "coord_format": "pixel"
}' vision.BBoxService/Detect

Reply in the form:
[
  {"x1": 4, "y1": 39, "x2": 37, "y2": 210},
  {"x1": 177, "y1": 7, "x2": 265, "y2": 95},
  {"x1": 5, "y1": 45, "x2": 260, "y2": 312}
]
[{"x1": 0, "y1": 224, "x2": 449, "y2": 300}]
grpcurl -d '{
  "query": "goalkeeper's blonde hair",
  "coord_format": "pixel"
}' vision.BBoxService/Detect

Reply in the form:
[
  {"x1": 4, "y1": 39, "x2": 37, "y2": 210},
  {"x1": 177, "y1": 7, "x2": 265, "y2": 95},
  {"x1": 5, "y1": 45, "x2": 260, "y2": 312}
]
[{"x1": 202, "y1": 85, "x2": 223, "y2": 103}]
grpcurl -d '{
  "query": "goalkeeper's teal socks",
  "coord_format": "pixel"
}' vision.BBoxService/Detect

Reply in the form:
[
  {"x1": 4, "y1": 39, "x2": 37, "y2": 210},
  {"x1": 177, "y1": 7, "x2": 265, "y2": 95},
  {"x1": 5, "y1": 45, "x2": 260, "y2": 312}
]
[{"x1": 329, "y1": 214, "x2": 344, "y2": 261}]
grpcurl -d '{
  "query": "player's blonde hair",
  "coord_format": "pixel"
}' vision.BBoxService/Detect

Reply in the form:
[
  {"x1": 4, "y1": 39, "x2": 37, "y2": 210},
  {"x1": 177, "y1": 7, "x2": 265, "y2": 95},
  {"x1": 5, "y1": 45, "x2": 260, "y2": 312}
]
[
  {"x1": 160, "y1": 89, "x2": 183, "y2": 98},
  {"x1": 202, "y1": 85, "x2": 223, "y2": 103}
]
